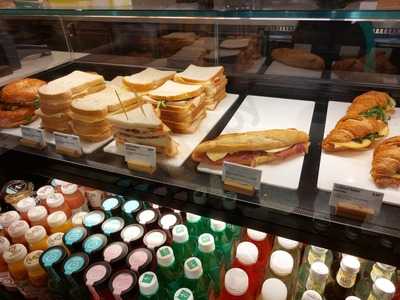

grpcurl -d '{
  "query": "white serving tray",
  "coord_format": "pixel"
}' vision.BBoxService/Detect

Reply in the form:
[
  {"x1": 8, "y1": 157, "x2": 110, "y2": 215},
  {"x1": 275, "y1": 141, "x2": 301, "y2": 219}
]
[
  {"x1": 265, "y1": 61, "x2": 322, "y2": 79},
  {"x1": 1, "y1": 119, "x2": 112, "y2": 155},
  {"x1": 318, "y1": 101, "x2": 400, "y2": 206},
  {"x1": 103, "y1": 93, "x2": 239, "y2": 168},
  {"x1": 197, "y1": 95, "x2": 315, "y2": 190}
]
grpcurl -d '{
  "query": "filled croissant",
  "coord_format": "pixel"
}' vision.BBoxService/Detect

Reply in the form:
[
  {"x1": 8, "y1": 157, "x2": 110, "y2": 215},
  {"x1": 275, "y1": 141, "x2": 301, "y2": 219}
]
[
  {"x1": 322, "y1": 116, "x2": 388, "y2": 152},
  {"x1": 371, "y1": 136, "x2": 400, "y2": 188}
]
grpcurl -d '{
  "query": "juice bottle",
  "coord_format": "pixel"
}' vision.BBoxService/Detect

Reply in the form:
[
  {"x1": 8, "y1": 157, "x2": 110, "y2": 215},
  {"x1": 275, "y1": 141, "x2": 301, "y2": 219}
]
[
  {"x1": 139, "y1": 271, "x2": 161, "y2": 299},
  {"x1": 232, "y1": 241, "x2": 260, "y2": 297},
  {"x1": 197, "y1": 233, "x2": 222, "y2": 296},
  {"x1": 136, "y1": 209, "x2": 159, "y2": 231},
  {"x1": 210, "y1": 219, "x2": 232, "y2": 268},
  {"x1": 27, "y1": 206, "x2": 49, "y2": 232},
  {"x1": 7, "y1": 220, "x2": 29, "y2": 246},
  {"x1": 109, "y1": 269, "x2": 138, "y2": 300},
  {"x1": 62, "y1": 226, "x2": 88, "y2": 253},
  {"x1": 61, "y1": 183, "x2": 87, "y2": 212},
  {"x1": 258, "y1": 278, "x2": 288, "y2": 300},
  {"x1": 158, "y1": 213, "x2": 181, "y2": 235},
  {"x1": 23, "y1": 250, "x2": 47, "y2": 287},
  {"x1": 367, "y1": 278, "x2": 395, "y2": 300},
  {"x1": 0, "y1": 211, "x2": 21, "y2": 233},
  {"x1": 156, "y1": 246, "x2": 182, "y2": 298},
  {"x1": 301, "y1": 290, "x2": 322, "y2": 300},
  {"x1": 101, "y1": 217, "x2": 125, "y2": 242},
  {"x1": 15, "y1": 197, "x2": 36, "y2": 221},
  {"x1": 103, "y1": 242, "x2": 129, "y2": 269},
  {"x1": 274, "y1": 237, "x2": 301, "y2": 271},
  {"x1": 183, "y1": 257, "x2": 209, "y2": 300},
  {"x1": 122, "y1": 199, "x2": 143, "y2": 224},
  {"x1": 82, "y1": 234, "x2": 108, "y2": 262},
  {"x1": 85, "y1": 261, "x2": 112, "y2": 300},
  {"x1": 245, "y1": 229, "x2": 272, "y2": 271},
  {"x1": 127, "y1": 248, "x2": 155, "y2": 275},
  {"x1": 185, "y1": 213, "x2": 203, "y2": 247},
  {"x1": 47, "y1": 211, "x2": 73, "y2": 234},
  {"x1": 71, "y1": 211, "x2": 88, "y2": 227},
  {"x1": 3, "y1": 244, "x2": 28, "y2": 281},
  {"x1": 295, "y1": 261, "x2": 329, "y2": 299},
  {"x1": 2, "y1": 180, "x2": 33, "y2": 210},
  {"x1": 265, "y1": 250, "x2": 295, "y2": 298},
  {"x1": 143, "y1": 230, "x2": 167, "y2": 252},
  {"x1": 47, "y1": 232, "x2": 65, "y2": 249},
  {"x1": 101, "y1": 196, "x2": 123, "y2": 218},
  {"x1": 46, "y1": 193, "x2": 72, "y2": 218},
  {"x1": 220, "y1": 268, "x2": 252, "y2": 300},
  {"x1": 24, "y1": 225, "x2": 48, "y2": 251},
  {"x1": 83, "y1": 210, "x2": 105, "y2": 234},
  {"x1": 36, "y1": 185, "x2": 55, "y2": 206},
  {"x1": 121, "y1": 224, "x2": 145, "y2": 249},
  {"x1": 62, "y1": 252, "x2": 90, "y2": 300},
  {"x1": 0, "y1": 236, "x2": 10, "y2": 272},
  {"x1": 171, "y1": 224, "x2": 191, "y2": 266},
  {"x1": 174, "y1": 288, "x2": 194, "y2": 300}
]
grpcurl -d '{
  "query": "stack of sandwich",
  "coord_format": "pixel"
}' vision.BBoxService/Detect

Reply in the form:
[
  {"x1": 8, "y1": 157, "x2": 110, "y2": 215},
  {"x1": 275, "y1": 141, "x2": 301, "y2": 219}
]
[
  {"x1": 159, "y1": 32, "x2": 198, "y2": 57},
  {"x1": 174, "y1": 64, "x2": 227, "y2": 110},
  {"x1": 107, "y1": 103, "x2": 178, "y2": 157},
  {"x1": 143, "y1": 80, "x2": 207, "y2": 134},
  {"x1": 70, "y1": 85, "x2": 139, "y2": 142},
  {"x1": 36, "y1": 71, "x2": 105, "y2": 133},
  {"x1": 122, "y1": 68, "x2": 176, "y2": 94}
]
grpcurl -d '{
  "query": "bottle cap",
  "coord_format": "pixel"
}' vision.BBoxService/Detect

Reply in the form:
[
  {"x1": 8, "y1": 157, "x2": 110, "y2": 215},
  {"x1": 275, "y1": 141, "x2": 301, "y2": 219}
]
[
  {"x1": 63, "y1": 253, "x2": 89, "y2": 275},
  {"x1": 46, "y1": 193, "x2": 65, "y2": 208},
  {"x1": 277, "y1": 237, "x2": 299, "y2": 250},
  {"x1": 236, "y1": 241, "x2": 259, "y2": 265},
  {"x1": 372, "y1": 278, "x2": 395, "y2": 298},
  {"x1": 186, "y1": 213, "x2": 201, "y2": 223},
  {"x1": 311, "y1": 246, "x2": 328, "y2": 255},
  {"x1": 0, "y1": 211, "x2": 20, "y2": 228},
  {"x1": 224, "y1": 268, "x2": 249, "y2": 296},
  {"x1": 121, "y1": 224, "x2": 144, "y2": 243},
  {"x1": 39, "y1": 246, "x2": 66, "y2": 269},
  {"x1": 85, "y1": 261, "x2": 111, "y2": 286},
  {"x1": 101, "y1": 197, "x2": 121, "y2": 212},
  {"x1": 376, "y1": 262, "x2": 396, "y2": 272},
  {"x1": 127, "y1": 248, "x2": 153, "y2": 273},
  {"x1": 24, "y1": 250, "x2": 44, "y2": 273},
  {"x1": 110, "y1": 270, "x2": 137, "y2": 297},
  {"x1": 101, "y1": 217, "x2": 125, "y2": 235},
  {"x1": 136, "y1": 209, "x2": 157, "y2": 225},
  {"x1": 210, "y1": 219, "x2": 226, "y2": 232},
  {"x1": 159, "y1": 214, "x2": 178, "y2": 230},
  {"x1": 309, "y1": 261, "x2": 329, "y2": 281},
  {"x1": 8, "y1": 220, "x2": 29, "y2": 238},
  {"x1": 340, "y1": 255, "x2": 360, "y2": 274},
  {"x1": 83, "y1": 234, "x2": 107, "y2": 255},
  {"x1": 139, "y1": 272, "x2": 159, "y2": 296},
  {"x1": 247, "y1": 228, "x2": 267, "y2": 241},
  {"x1": 0, "y1": 237, "x2": 10, "y2": 255},
  {"x1": 172, "y1": 224, "x2": 189, "y2": 243},
  {"x1": 48, "y1": 232, "x2": 64, "y2": 247},
  {"x1": 27, "y1": 206, "x2": 47, "y2": 222},
  {"x1": 184, "y1": 257, "x2": 203, "y2": 279},
  {"x1": 345, "y1": 297, "x2": 361, "y2": 300},
  {"x1": 72, "y1": 212, "x2": 88, "y2": 227},
  {"x1": 122, "y1": 200, "x2": 141, "y2": 214},
  {"x1": 3, "y1": 243, "x2": 27, "y2": 263},
  {"x1": 103, "y1": 242, "x2": 128, "y2": 264},
  {"x1": 301, "y1": 290, "x2": 322, "y2": 300},
  {"x1": 156, "y1": 246, "x2": 175, "y2": 267},
  {"x1": 16, "y1": 197, "x2": 36, "y2": 213},
  {"x1": 83, "y1": 210, "x2": 105, "y2": 229},
  {"x1": 63, "y1": 226, "x2": 87, "y2": 248},
  {"x1": 61, "y1": 183, "x2": 78, "y2": 195},
  {"x1": 174, "y1": 288, "x2": 194, "y2": 300},
  {"x1": 25, "y1": 225, "x2": 47, "y2": 244},
  {"x1": 198, "y1": 233, "x2": 215, "y2": 253},
  {"x1": 269, "y1": 250, "x2": 294, "y2": 276},
  {"x1": 143, "y1": 230, "x2": 166, "y2": 250},
  {"x1": 36, "y1": 185, "x2": 55, "y2": 201},
  {"x1": 47, "y1": 211, "x2": 67, "y2": 228},
  {"x1": 261, "y1": 278, "x2": 287, "y2": 300}
]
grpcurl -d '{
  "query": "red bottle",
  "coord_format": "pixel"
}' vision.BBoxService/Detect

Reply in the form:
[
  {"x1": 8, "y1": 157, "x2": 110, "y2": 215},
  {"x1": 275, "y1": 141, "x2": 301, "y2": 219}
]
[
  {"x1": 244, "y1": 229, "x2": 272, "y2": 272},
  {"x1": 220, "y1": 268, "x2": 252, "y2": 300}
]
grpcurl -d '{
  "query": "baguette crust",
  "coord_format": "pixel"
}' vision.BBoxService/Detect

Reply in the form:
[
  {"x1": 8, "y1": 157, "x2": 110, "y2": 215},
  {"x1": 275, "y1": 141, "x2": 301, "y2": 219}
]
[
  {"x1": 1, "y1": 78, "x2": 46, "y2": 104},
  {"x1": 371, "y1": 136, "x2": 400, "y2": 188},
  {"x1": 347, "y1": 90, "x2": 395, "y2": 116},
  {"x1": 272, "y1": 48, "x2": 325, "y2": 70}
]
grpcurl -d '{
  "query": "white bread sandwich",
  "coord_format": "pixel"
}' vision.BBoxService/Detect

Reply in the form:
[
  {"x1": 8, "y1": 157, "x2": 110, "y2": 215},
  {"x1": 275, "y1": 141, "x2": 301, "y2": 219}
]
[
  {"x1": 192, "y1": 129, "x2": 310, "y2": 167},
  {"x1": 174, "y1": 64, "x2": 227, "y2": 110},
  {"x1": 107, "y1": 103, "x2": 178, "y2": 157},
  {"x1": 143, "y1": 80, "x2": 207, "y2": 134},
  {"x1": 122, "y1": 68, "x2": 176, "y2": 93},
  {"x1": 70, "y1": 85, "x2": 139, "y2": 142}
]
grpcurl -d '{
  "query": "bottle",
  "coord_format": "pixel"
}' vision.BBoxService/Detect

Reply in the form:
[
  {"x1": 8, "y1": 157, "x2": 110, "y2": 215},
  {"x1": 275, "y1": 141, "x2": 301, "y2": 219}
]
[
  {"x1": 62, "y1": 226, "x2": 88, "y2": 253},
  {"x1": 301, "y1": 290, "x2": 322, "y2": 300},
  {"x1": 27, "y1": 206, "x2": 49, "y2": 232},
  {"x1": 156, "y1": 246, "x2": 182, "y2": 298},
  {"x1": 136, "y1": 209, "x2": 159, "y2": 231},
  {"x1": 367, "y1": 277, "x2": 396, "y2": 300},
  {"x1": 109, "y1": 269, "x2": 138, "y2": 300},
  {"x1": 245, "y1": 229, "x2": 272, "y2": 271},
  {"x1": 232, "y1": 241, "x2": 260, "y2": 297},
  {"x1": 324, "y1": 255, "x2": 361, "y2": 300},
  {"x1": 23, "y1": 250, "x2": 47, "y2": 287},
  {"x1": 121, "y1": 224, "x2": 145, "y2": 249},
  {"x1": 85, "y1": 261, "x2": 112, "y2": 300},
  {"x1": 103, "y1": 242, "x2": 129, "y2": 269},
  {"x1": 101, "y1": 217, "x2": 125, "y2": 242},
  {"x1": 24, "y1": 225, "x2": 48, "y2": 251},
  {"x1": 127, "y1": 248, "x2": 155, "y2": 274},
  {"x1": 82, "y1": 234, "x2": 108, "y2": 262},
  {"x1": 0, "y1": 211, "x2": 20, "y2": 233},
  {"x1": 258, "y1": 278, "x2": 287, "y2": 300},
  {"x1": 47, "y1": 232, "x2": 65, "y2": 249},
  {"x1": 71, "y1": 211, "x2": 88, "y2": 227},
  {"x1": 354, "y1": 262, "x2": 396, "y2": 299},
  {"x1": 7, "y1": 220, "x2": 29, "y2": 246},
  {"x1": 143, "y1": 230, "x2": 167, "y2": 252},
  {"x1": 62, "y1": 253, "x2": 90, "y2": 300},
  {"x1": 185, "y1": 213, "x2": 203, "y2": 247},
  {"x1": 220, "y1": 268, "x2": 251, "y2": 300},
  {"x1": 61, "y1": 183, "x2": 87, "y2": 213},
  {"x1": 82, "y1": 210, "x2": 105, "y2": 233},
  {"x1": 3, "y1": 244, "x2": 28, "y2": 281},
  {"x1": 346, "y1": 297, "x2": 361, "y2": 300},
  {"x1": 295, "y1": 261, "x2": 329, "y2": 299},
  {"x1": 122, "y1": 199, "x2": 143, "y2": 224},
  {"x1": 275, "y1": 237, "x2": 301, "y2": 271},
  {"x1": 36, "y1": 185, "x2": 55, "y2": 206},
  {"x1": 183, "y1": 257, "x2": 209, "y2": 300},
  {"x1": 101, "y1": 196, "x2": 123, "y2": 218},
  {"x1": 83, "y1": 187, "x2": 105, "y2": 210},
  {"x1": 210, "y1": 219, "x2": 232, "y2": 268},
  {"x1": 159, "y1": 213, "x2": 181, "y2": 241},
  {"x1": 197, "y1": 233, "x2": 222, "y2": 296},
  {"x1": 171, "y1": 224, "x2": 191, "y2": 266},
  {"x1": 265, "y1": 250, "x2": 294, "y2": 298},
  {"x1": 15, "y1": 197, "x2": 36, "y2": 221},
  {"x1": 0, "y1": 236, "x2": 10, "y2": 272},
  {"x1": 47, "y1": 211, "x2": 73, "y2": 234},
  {"x1": 46, "y1": 193, "x2": 72, "y2": 218},
  {"x1": 139, "y1": 271, "x2": 160, "y2": 299},
  {"x1": 174, "y1": 288, "x2": 194, "y2": 300}
]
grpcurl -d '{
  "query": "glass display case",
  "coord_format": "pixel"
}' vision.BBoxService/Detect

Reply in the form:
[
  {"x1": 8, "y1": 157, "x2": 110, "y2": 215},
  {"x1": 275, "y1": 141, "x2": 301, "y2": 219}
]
[{"x1": 1, "y1": 0, "x2": 400, "y2": 280}]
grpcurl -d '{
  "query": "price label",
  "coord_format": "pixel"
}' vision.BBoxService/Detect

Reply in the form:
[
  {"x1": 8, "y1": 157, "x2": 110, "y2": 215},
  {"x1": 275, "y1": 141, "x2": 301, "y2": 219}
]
[
  {"x1": 329, "y1": 183, "x2": 383, "y2": 220},
  {"x1": 124, "y1": 143, "x2": 156, "y2": 174},
  {"x1": 222, "y1": 162, "x2": 262, "y2": 196},
  {"x1": 54, "y1": 132, "x2": 82, "y2": 157},
  {"x1": 20, "y1": 126, "x2": 46, "y2": 148}
]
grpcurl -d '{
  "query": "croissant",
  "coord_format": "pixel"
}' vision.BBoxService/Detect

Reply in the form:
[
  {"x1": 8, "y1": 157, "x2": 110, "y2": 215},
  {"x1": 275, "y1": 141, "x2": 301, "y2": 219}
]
[
  {"x1": 347, "y1": 90, "x2": 396, "y2": 119},
  {"x1": 371, "y1": 136, "x2": 400, "y2": 188},
  {"x1": 322, "y1": 115, "x2": 388, "y2": 152}
]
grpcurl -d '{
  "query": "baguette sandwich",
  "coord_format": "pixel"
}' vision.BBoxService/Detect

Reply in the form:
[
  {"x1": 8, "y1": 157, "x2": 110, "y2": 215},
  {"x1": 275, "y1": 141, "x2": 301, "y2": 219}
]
[
  {"x1": 192, "y1": 129, "x2": 310, "y2": 167},
  {"x1": 122, "y1": 68, "x2": 176, "y2": 93},
  {"x1": 271, "y1": 48, "x2": 325, "y2": 70}
]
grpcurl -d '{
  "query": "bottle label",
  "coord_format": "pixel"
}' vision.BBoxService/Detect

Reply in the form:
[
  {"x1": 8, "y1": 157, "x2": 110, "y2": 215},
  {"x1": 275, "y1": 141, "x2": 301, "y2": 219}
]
[
  {"x1": 64, "y1": 227, "x2": 85, "y2": 245},
  {"x1": 160, "y1": 247, "x2": 170, "y2": 257},
  {"x1": 41, "y1": 248, "x2": 63, "y2": 267},
  {"x1": 142, "y1": 273, "x2": 154, "y2": 284},
  {"x1": 336, "y1": 269, "x2": 356, "y2": 288},
  {"x1": 187, "y1": 259, "x2": 199, "y2": 269},
  {"x1": 64, "y1": 256, "x2": 85, "y2": 275},
  {"x1": 84, "y1": 236, "x2": 104, "y2": 253},
  {"x1": 176, "y1": 289, "x2": 191, "y2": 300}
]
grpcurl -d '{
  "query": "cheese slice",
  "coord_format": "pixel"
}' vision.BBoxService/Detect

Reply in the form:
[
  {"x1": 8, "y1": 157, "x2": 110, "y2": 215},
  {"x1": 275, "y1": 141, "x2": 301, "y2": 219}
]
[
  {"x1": 379, "y1": 126, "x2": 389, "y2": 136},
  {"x1": 264, "y1": 146, "x2": 291, "y2": 154},
  {"x1": 206, "y1": 152, "x2": 228, "y2": 161},
  {"x1": 333, "y1": 139, "x2": 372, "y2": 149}
]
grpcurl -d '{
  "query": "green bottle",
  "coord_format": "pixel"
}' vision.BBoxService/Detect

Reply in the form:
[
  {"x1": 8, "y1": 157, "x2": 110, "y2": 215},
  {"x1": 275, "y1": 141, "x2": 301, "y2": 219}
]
[
  {"x1": 156, "y1": 246, "x2": 183, "y2": 299},
  {"x1": 139, "y1": 271, "x2": 160, "y2": 300},
  {"x1": 185, "y1": 213, "x2": 203, "y2": 247},
  {"x1": 62, "y1": 253, "x2": 90, "y2": 300},
  {"x1": 174, "y1": 288, "x2": 194, "y2": 300},
  {"x1": 172, "y1": 224, "x2": 192, "y2": 266},
  {"x1": 183, "y1": 257, "x2": 209, "y2": 300},
  {"x1": 197, "y1": 233, "x2": 222, "y2": 296},
  {"x1": 210, "y1": 219, "x2": 232, "y2": 268}
]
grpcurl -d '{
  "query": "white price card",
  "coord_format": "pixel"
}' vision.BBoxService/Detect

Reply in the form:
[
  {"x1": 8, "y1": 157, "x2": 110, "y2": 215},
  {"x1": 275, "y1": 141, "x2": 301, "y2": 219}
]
[
  {"x1": 54, "y1": 132, "x2": 82, "y2": 157},
  {"x1": 20, "y1": 126, "x2": 46, "y2": 148},
  {"x1": 222, "y1": 162, "x2": 262, "y2": 195},
  {"x1": 329, "y1": 183, "x2": 383, "y2": 219},
  {"x1": 124, "y1": 143, "x2": 156, "y2": 173}
]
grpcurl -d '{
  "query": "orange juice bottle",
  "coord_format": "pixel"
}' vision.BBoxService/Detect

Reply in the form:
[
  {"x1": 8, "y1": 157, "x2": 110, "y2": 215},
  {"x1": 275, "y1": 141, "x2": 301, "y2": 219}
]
[
  {"x1": 7, "y1": 220, "x2": 29, "y2": 246},
  {"x1": 48, "y1": 232, "x2": 65, "y2": 248},
  {"x1": 15, "y1": 197, "x2": 36, "y2": 221},
  {"x1": 61, "y1": 183, "x2": 87, "y2": 212},
  {"x1": 0, "y1": 211, "x2": 21, "y2": 234},
  {"x1": 47, "y1": 211, "x2": 73, "y2": 234},
  {"x1": 72, "y1": 211, "x2": 88, "y2": 227},
  {"x1": 25, "y1": 225, "x2": 48, "y2": 251},
  {"x1": 0, "y1": 236, "x2": 10, "y2": 272},
  {"x1": 36, "y1": 185, "x2": 55, "y2": 207},
  {"x1": 27, "y1": 205, "x2": 49, "y2": 232},
  {"x1": 24, "y1": 250, "x2": 47, "y2": 287},
  {"x1": 3, "y1": 243, "x2": 28, "y2": 281},
  {"x1": 46, "y1": 193, "x2": 72, "y2": 218}
]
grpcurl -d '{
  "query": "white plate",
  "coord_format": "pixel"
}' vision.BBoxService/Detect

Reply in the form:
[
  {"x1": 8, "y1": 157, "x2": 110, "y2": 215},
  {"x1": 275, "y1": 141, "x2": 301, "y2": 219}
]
[
  {"x1": 265, "y1": 61, "x2": 322, "y2": 79},
  {"x1": 1, "y1": 119, "x2": 112, "y2": 155},
  {"x1": 197, "y1": 95, "x2": 315, "y2": 190},
  {"x1": 103, "y1": 93, "x2": 240, "y2": 168},
  {"x1": 318, "y1": 101, "x2": 400, "y2": 206}
]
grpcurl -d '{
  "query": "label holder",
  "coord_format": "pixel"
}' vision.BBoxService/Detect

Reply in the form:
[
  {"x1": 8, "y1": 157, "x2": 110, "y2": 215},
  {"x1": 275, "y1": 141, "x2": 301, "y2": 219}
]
[
  {"x1": 54, "y1": 132, "x2": 82, "y2": 157},
  {"x1": 19, "y1": 126, "x2": 46, "y2": 149},
  {"x1": 124, "y1": 143, "x2": 157, "y2": 174},
  {"x1": 222, "y1": 162, "x2": 262, "y2": 196}
]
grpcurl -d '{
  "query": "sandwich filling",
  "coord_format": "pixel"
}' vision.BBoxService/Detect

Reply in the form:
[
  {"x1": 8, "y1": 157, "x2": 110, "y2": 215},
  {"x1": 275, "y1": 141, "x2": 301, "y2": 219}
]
[{"x1": 333, "y1": 126, "x2": 388, "y2": 149}]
